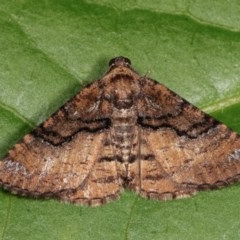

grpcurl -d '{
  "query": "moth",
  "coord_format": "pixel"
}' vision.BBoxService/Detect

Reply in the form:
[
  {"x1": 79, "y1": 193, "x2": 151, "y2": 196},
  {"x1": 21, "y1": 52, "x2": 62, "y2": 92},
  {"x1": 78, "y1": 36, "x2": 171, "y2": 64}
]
[{"x1": 1, "y1": 56, "x2": 240, "y2": 206}]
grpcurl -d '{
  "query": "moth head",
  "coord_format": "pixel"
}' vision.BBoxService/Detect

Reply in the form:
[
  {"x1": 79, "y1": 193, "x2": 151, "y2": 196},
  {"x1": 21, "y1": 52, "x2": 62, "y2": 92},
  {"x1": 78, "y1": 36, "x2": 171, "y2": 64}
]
[
  {"x1": 108, "y1": 56, "x2": 131, "y2": 68},
  {"x1": 103, "y1": 56, "x2": 140, "y2": 109}
]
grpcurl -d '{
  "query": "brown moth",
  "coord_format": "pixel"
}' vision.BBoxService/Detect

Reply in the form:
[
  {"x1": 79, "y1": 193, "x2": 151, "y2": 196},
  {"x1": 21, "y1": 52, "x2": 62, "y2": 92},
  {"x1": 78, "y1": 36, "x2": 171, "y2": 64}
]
[{"x1": 1, "y1": 56, "x2": 240, "y2": 206}]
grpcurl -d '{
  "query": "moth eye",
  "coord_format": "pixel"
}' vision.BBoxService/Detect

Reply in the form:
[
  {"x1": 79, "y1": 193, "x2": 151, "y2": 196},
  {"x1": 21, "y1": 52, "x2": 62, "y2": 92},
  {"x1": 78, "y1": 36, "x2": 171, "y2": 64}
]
[
  {"x1": 123, "y1": 57, "x2": 131, "y2": 65},
  {"x1": 108, "y1": 58, "x2": 115, "y2": 66}
]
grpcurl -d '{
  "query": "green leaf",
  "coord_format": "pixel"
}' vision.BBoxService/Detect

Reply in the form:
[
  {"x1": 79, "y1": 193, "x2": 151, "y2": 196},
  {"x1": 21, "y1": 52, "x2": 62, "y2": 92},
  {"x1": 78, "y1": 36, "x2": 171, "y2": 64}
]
[{"x1": 1, "y1": 1, "x2": 240, "y2": 239}]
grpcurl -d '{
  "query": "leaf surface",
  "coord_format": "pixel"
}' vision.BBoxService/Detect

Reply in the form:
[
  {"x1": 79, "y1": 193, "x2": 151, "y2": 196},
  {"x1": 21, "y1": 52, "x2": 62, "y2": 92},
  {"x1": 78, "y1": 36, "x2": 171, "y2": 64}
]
[{"x1": 1, "y1": 1, "x2": 240, "y2": 239}]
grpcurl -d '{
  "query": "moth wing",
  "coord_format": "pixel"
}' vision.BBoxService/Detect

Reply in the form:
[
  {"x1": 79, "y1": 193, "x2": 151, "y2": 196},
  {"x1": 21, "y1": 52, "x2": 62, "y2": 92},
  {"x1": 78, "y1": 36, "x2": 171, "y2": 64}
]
[
  {"x1": 0, "y1": 81, "x2": 120, "y2": 205},
  {"x1": 137, "y1": 77, "x2": 240, "y2": 200}
]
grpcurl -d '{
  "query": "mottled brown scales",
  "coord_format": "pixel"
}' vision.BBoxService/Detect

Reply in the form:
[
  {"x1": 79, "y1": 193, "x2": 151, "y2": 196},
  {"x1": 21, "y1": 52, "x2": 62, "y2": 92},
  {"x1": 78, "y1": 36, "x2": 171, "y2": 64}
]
[{"x1": 1, "y1": 56, "x2": 240, "y2": 206}]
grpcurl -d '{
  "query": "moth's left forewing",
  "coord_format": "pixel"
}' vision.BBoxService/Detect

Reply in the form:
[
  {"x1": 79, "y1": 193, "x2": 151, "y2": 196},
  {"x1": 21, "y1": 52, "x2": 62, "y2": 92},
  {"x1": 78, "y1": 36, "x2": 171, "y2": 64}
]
[
  {"x1": 0, "y1": 77, "x2": 121, "y2": 205},
  {"x1": 137, "y1": 77, "x2": 240, "y2": 199},
  {"x1": 0, "y1": 132, "x2": 101, "y2": 194}
]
